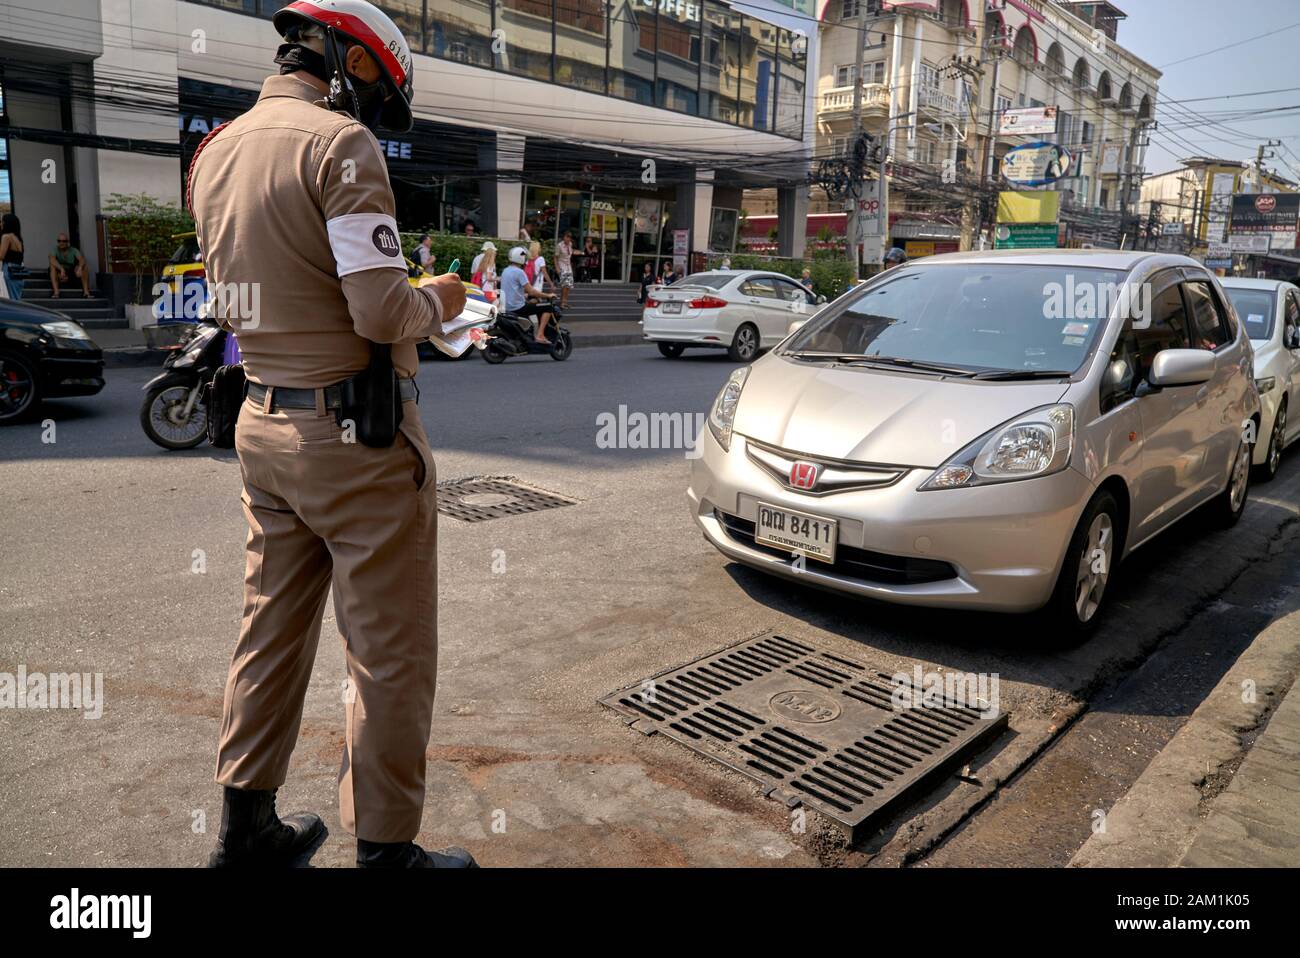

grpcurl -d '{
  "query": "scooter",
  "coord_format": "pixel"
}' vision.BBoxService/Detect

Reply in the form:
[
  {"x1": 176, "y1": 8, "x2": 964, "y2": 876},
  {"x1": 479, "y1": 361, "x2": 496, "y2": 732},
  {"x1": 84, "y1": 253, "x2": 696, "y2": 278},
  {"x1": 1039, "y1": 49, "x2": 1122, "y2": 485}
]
[
  {"x1": 139, "y1": 321, "x2": 232, "y2": 449},
  {"x1": 480, "y1": 296, "x2": 572, "y2": 364}
]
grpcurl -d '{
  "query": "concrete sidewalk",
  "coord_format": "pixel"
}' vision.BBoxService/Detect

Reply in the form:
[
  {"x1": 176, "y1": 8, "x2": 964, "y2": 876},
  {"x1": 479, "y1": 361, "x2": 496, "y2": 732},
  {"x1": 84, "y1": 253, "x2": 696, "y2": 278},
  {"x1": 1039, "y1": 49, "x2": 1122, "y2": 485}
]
[
  {"x1": 1071, "y1": 580, "x2": 1300, "y2": 868},
  {"x1": 94, "y1": 320, "x2": 647, "y2": 367}
]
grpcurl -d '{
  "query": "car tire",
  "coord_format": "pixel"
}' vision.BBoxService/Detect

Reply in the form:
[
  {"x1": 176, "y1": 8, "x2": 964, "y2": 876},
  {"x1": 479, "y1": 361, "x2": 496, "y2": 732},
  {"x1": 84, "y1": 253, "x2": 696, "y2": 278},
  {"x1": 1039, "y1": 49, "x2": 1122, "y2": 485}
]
[
  {"x1": 0, "y1": 350, "x2": 39, "y2": 424},
  {"x1": 1256, "y1": 398, "x2": 1286, "y2": 482},
  {"x1": 657, "y1": 342, "x2": 686, "y2": 359},
  {"x1": 1212, "y1": 433, "x2": 1252, "y2": 527},
  {"x1": 1043, "y1": 489, "x2": 1121, "y2": 638},
  {"x1": 728, "y1": 323, "x2": 760, "y2": 362}
]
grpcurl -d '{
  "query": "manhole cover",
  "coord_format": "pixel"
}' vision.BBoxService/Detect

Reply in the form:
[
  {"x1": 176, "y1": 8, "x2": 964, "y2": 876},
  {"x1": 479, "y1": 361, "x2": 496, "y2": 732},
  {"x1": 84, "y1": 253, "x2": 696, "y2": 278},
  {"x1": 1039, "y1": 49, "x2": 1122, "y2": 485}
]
[
  {"x1": 437, "y1": 477, "x2": 576, "y2": 522},
  {"x1": 600, "y1": 631, "x2": 1007, "y2": 840}
]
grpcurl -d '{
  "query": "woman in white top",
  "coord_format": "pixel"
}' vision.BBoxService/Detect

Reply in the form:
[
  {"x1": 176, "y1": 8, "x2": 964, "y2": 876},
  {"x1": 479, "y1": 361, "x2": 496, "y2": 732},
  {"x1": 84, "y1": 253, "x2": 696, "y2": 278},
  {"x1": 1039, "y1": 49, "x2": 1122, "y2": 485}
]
[{"x1": 526, "y1": 240, "x2": 549, "y2": 294}]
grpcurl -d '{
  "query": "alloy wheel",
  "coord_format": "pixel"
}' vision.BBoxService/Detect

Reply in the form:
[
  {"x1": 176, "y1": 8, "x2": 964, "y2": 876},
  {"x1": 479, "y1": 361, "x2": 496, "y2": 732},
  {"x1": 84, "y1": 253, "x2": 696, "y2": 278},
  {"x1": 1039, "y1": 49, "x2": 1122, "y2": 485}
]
[
  {"x1": 1074, "y1": 512, "x2": 1113, "y2": 623},
  {"x1": 1229, "y1": 437, "x2": 1250, "y2": 512},
  {"x1": 1269, "y1": 404, "x2": 1286, "y2": 474},
  {"x1": 0, "y1": 355, "x2": 36, "y2": 421}
]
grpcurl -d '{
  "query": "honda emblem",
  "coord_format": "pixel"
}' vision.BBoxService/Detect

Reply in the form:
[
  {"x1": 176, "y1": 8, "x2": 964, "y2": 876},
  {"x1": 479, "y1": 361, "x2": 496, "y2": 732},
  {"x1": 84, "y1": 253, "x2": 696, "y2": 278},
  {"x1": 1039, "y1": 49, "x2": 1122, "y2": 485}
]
[{"x1": 789, "y1": 462, "x2": 819, "y2": 490}]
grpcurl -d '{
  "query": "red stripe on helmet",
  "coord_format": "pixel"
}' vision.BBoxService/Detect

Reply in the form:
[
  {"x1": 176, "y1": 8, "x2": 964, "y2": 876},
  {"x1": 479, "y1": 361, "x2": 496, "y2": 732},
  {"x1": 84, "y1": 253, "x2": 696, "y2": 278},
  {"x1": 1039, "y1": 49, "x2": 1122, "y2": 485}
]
[{"x1": 288, "y1": 0, "x2": 408, "y2": 89}]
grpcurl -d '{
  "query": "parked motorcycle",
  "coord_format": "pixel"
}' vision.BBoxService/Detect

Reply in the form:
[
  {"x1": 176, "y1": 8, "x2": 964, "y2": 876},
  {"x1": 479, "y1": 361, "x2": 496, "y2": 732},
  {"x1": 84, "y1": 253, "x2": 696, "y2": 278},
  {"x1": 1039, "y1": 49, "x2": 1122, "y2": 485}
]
[
  {"x1": 139, "y1": 321, "x2": 231, "y2": 449},
  {"x1": 481, "y1": 296, "x2": 572, "y2": 364}
]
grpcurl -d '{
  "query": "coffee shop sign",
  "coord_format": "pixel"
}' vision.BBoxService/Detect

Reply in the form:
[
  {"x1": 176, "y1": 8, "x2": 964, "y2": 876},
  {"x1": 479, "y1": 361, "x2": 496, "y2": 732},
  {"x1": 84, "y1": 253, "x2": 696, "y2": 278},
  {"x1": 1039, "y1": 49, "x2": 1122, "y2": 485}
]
[{"x1": 640, "y1": 0, "x2": 701, "y2": 20}]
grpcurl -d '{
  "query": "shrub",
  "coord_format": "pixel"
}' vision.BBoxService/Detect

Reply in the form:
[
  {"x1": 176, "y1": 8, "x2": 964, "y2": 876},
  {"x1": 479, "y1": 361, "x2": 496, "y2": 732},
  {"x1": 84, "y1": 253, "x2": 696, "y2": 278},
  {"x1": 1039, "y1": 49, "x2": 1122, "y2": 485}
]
[
  {"x1": 103, "y1": 194, "x2": 194, "y2": 303},
  {"x1": 400, "y1": 231, "x2": 556, "y2": 281}
]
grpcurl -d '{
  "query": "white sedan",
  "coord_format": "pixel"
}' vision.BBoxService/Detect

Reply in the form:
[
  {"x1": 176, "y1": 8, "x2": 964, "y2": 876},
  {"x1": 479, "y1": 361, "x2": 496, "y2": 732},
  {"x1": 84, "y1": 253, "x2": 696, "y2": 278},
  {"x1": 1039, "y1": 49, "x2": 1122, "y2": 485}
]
[
  {"x1": 1221, "y1": 277, "x2": 1300, "y2": 480},
  {"x1": 641, "y1": 270, "x2": 825, "y2": 361}
]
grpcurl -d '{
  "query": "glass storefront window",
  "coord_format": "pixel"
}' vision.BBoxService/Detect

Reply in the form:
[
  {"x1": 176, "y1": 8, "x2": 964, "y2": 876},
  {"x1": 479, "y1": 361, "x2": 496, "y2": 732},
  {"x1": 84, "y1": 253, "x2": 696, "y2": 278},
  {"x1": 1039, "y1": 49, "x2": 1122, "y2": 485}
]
[
  {"x1": 709, "y1": 207, "x2": 738, "y2": 252},
  {"x1": 700, "y1": 2, "x2": 740, "y2": 125},
  {"x1": 499, "y1": 0, "x2": 555, "y2": 83},
  {"x1": 375, "y1": 1, "x2": 423, "y2": 48},
  {"x1": 737, "y1": 15, "x2": 776, "y2": 131},
  {"x1": 555, "y1": 0, "x2": 607, "y2": 94},
  {"x1": 609, "y1": 3, "x2": 655, "y2": 106},
  {"x1": 656, "y1": 5, "x2": 701, "y2": 114},
  {"x1": 427, "y1": 0, "x2": 495, "y2": 68},
  {"x1": 775, "y1": 28, "x2": 806, "y2": 138},
  {"x1": 184, "y1": 0, "x2": 802, "y2": 140},
  {"x1": 523, "y1": 185, "x2": 562, "y2": 242}
]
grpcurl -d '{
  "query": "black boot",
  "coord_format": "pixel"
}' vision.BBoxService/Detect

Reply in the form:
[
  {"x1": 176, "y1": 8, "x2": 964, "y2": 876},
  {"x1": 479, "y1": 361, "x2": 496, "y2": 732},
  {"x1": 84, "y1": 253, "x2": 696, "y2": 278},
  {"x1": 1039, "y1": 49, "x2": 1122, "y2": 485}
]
[
  {"x1": 207, "y1": 786, "x2": 326, "y2": 868},
  {"x1": 356, "y1": 838, "x2": 479, "y2": 869}
]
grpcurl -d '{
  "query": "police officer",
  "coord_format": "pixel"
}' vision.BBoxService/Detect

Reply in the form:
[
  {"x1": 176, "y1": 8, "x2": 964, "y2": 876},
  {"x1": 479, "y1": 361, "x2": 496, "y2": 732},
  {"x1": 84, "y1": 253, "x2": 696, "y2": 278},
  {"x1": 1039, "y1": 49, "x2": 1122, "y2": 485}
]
[{"x1": 190, "y1": 0, "x2": 475, "y2": 868}]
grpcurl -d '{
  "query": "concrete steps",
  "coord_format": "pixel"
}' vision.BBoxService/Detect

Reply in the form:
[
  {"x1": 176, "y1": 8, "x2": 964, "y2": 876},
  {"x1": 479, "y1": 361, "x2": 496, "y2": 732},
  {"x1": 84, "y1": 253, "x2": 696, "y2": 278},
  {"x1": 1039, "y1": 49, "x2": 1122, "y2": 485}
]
[
  {"x1": 17, "y1": 281, "x2": 128, "y2": 328},
  {"x1": 555, "y1": 283, "x2": 644, "y2": 323}
]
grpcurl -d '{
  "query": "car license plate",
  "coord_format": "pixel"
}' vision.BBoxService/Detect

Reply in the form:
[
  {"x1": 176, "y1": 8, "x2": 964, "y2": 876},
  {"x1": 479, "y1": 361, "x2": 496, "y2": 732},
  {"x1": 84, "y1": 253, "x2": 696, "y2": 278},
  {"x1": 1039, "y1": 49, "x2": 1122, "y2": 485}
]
[
  {"x1": 755, "y1": 503, "x2": 837, "y2": 563},
  {"x1": 661, "y1": 301, "x2": 683, "y2": 314}
]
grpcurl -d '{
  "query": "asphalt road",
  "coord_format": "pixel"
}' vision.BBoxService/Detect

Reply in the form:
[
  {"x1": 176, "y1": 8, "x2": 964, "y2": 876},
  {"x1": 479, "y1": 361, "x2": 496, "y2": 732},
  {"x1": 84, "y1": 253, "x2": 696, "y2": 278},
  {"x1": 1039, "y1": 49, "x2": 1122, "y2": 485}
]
[{"x1": 2, "y1": 344, "x2": 1298, "y2": 867}]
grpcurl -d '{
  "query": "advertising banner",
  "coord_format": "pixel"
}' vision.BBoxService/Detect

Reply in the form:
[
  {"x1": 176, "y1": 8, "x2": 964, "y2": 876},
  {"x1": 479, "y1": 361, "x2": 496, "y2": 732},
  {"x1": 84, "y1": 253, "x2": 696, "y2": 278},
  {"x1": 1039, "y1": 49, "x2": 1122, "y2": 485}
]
[
  {"x1": 998, "y1": 106, "x2": 1059, "y2": 137},
  {"x1": 1001, "y1": 142, "x2": 1072, "y2": 187}
]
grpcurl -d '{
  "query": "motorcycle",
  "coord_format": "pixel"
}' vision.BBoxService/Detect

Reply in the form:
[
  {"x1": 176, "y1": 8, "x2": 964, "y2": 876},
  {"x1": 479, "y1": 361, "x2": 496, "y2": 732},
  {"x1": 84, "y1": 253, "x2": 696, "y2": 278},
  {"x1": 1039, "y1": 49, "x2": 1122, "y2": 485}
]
[
  {"x1": 480, "y1": 296, "x2": 572, "y2": 364},
  {"x1": 139, "y1": 321, "x2": 231, "y2": 449}
]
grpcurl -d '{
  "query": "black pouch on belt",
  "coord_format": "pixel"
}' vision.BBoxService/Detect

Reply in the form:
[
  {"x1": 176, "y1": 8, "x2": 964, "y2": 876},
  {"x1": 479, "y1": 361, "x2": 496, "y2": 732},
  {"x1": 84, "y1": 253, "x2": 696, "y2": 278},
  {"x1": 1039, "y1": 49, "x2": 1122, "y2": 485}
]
[
  {"x1": 336, "y1": 343, "x2": 403, "y2": 447},
  {"x1": 205, "y1": 363, "x2": 247, "y2": 449}
]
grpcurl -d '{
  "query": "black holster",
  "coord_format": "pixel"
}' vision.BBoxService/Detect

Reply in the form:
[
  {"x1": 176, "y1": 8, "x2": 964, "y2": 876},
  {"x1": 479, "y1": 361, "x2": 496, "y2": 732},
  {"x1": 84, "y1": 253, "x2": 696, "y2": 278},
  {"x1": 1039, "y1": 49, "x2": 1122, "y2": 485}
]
[
  {"x1": 205, "y1": 363, "x2": 247, "y2": 449},
  {"x1": 335, "y1": 343, "x2": 403, "y2": 447}
]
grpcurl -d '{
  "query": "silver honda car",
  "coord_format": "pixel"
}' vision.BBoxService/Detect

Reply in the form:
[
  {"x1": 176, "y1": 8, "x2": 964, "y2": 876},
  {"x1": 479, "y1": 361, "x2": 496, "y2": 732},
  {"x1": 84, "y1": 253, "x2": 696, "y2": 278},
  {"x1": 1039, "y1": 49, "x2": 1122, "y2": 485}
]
[{"x1": 688, "y1": 250, "x2": 1260, "y2": 633}]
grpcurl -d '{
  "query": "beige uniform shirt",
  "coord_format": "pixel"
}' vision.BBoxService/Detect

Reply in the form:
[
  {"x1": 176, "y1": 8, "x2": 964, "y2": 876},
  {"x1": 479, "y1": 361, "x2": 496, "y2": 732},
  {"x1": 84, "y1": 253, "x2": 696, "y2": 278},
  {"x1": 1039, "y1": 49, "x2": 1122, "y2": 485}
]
[{"x1": 190, "y1": 74, "x2": 442, "y2": 388}]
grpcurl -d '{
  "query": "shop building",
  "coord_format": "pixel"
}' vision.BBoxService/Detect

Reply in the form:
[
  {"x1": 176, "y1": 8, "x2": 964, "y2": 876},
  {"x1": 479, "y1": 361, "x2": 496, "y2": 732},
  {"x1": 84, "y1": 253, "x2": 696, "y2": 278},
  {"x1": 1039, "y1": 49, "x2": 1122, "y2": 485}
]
[{"x1": 1, "y1": 0, "x2": 819, "y2": 282}]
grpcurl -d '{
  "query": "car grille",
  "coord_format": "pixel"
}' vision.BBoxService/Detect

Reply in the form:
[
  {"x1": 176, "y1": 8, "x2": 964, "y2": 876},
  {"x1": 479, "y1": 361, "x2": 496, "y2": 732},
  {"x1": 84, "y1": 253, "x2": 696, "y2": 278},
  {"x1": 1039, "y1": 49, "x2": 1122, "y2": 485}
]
[
  {"x1": 744, "y1": 438, "x2": 907, "y2": 495},
  {"x1": 714, "y1": 510, "x2": 957, "y2": 586}
]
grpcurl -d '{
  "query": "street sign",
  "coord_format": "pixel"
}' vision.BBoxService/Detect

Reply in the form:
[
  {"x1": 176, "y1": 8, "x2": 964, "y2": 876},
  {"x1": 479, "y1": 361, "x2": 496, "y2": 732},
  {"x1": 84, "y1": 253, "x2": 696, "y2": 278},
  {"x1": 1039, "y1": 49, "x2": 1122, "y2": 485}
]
[
  {"x1": 994, "y1": 223, "x2": 1059, "y2": 249},
  {"x1": 1160, "y1": 222, "x2": 1185, "y2": 236},
  {"x1": 1230, "y1": 192, "x2": 1300, "y2": 252},
  {"x1": 998, "y1": 106, "x2": 1058, "y2": 137},
  {"x1": 1001, "y1": 142, "x2": 1072, "y2": 187},
  {"x1": 1228, "y1": 234, "x2": 1271, "y2": 253}
]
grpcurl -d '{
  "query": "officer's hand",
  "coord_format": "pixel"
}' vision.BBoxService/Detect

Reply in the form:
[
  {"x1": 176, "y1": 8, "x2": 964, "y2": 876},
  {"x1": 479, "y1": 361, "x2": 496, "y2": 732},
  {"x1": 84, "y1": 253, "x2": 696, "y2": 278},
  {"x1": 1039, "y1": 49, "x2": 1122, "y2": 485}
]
[{"x1": 418, "y1": 273, "x2": 467, "y2": 319}]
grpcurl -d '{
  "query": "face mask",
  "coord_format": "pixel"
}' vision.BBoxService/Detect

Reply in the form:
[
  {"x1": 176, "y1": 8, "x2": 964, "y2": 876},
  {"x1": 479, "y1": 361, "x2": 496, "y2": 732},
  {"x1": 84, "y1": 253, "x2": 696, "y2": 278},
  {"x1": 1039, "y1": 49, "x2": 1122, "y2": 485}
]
[{"x1": 350, "y1": 78, "x2": 387, "y2": 132}]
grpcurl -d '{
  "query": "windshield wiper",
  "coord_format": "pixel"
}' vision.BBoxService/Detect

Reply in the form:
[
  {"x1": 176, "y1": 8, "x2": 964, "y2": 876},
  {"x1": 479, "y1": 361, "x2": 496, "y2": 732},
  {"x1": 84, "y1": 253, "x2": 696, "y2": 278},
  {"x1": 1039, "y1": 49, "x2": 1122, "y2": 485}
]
[
  {"x1": 844, "y1": 356, "x2": 977, "y2": 376},
  {"x1": 972, "y1": 368, "x2": 1074, "y2": 381}
]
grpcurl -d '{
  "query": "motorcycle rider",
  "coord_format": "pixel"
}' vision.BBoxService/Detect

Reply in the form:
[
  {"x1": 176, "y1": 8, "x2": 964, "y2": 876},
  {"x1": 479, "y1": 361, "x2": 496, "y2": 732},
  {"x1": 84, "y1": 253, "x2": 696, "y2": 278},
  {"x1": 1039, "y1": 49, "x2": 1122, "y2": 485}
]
[
  {"x1": 500, "y1": 245, "x2": 554, "y2": 343},
  {"x1": 189, "y1": 0, "x2": 476, "y2": 869}
]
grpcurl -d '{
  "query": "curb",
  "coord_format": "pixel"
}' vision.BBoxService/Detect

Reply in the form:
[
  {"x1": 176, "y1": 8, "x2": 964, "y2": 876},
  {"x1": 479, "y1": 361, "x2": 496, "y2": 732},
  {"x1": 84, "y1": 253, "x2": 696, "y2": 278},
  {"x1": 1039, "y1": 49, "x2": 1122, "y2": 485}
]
[{"x1": 1069, "y1": 587, "x2": 1300, "y2": 867}]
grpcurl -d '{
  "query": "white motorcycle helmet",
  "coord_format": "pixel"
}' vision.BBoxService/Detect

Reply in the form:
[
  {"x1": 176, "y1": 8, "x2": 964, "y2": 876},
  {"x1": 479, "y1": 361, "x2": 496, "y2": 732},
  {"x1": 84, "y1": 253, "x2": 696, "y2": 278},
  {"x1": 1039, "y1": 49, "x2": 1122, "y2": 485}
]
[
  {"x1": 273, "y1": 0, "x2": 415, "y2": 132},
  {"x1": 508, "y1": 246, "x2": 529, "y2": 266}
]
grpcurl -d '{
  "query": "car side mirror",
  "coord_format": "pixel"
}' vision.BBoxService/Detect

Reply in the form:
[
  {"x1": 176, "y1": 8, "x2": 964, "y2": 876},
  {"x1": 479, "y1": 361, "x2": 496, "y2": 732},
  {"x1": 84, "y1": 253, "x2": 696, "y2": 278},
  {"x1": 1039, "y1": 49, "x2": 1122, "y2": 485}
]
[
  {"x1": 1286, "y1": 326, "x2": 1300, "y2": 349},
  {"x1": 1148, "y1": 348, "x2": 1216, "y2": 388},
  {"x1": 815, "y1": 295, "x2": 827, "y2": 305}
]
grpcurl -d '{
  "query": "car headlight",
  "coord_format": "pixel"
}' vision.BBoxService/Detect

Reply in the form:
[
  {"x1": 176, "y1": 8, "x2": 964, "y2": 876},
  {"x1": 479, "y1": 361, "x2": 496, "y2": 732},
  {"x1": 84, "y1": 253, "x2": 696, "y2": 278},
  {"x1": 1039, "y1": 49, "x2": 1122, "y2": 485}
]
[
  {"x1": 40, "y1": 320, "x2": 90, "y2": 341},
  {"x1": 919, "y1": 404, "x2": 1075, "y2": 491},
  {"x1": 1255, "y1": 376, "x2": 1276, "y2": 394},
  {"x1": 708, "y1": 366, "x2": 750, "y2": 452}
]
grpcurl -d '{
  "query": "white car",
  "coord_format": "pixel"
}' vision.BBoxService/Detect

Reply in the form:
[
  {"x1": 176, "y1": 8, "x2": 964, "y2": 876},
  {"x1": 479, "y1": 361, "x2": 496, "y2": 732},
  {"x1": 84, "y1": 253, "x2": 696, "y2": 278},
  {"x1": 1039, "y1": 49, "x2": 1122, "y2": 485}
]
[
  {"x1": 1220, "y1": 277, "x2": 1300, "y2": 479},
  {"x1": 642, "y1": 270, "x2": 825, "y2": 361}
]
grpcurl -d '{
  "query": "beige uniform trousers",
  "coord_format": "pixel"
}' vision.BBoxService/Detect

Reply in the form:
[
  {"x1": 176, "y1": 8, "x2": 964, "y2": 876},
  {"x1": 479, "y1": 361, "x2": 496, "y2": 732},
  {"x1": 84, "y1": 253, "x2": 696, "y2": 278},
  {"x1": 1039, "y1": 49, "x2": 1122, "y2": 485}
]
[{"x1": 215, "y1": 392, "x2": 437, "y2": 844}]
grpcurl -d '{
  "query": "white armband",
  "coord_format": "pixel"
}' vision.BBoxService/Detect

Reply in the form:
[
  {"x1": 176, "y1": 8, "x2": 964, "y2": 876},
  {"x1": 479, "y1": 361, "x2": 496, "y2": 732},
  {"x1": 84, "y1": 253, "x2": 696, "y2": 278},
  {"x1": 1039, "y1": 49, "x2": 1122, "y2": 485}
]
[{"x1": 326, "y1": 212, "x2": 405, "y2": 277}]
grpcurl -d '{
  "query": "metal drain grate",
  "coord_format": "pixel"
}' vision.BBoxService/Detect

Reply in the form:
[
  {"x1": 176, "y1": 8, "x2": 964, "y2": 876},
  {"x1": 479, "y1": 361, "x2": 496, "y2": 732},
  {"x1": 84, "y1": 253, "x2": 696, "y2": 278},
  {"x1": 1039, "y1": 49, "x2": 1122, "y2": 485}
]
[
  {"x1": 600, "y1": 631, "x2": 1007, "y2": 840},
  {"x1": 436, "y1": 477, "x2": 576, "y2": 522}
]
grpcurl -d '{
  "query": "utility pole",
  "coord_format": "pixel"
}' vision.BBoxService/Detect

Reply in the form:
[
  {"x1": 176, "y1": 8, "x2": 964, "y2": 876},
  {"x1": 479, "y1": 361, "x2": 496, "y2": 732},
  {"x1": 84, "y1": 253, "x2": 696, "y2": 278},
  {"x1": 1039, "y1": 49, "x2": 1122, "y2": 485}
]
[
  {"x1": 848, "y1": 0, "x2": 874, "y2": 282},
  {"x1": 1255, "y1": 139, "x2": 1281, "y2": 189},
  {"x1": 979, "y1": 24, "x2": 1007, "y2": 248}
]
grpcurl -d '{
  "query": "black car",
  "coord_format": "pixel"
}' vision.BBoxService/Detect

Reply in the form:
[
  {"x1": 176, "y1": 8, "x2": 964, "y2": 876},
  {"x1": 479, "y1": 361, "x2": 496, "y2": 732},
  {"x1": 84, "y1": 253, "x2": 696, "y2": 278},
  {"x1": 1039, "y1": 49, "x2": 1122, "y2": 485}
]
[{"x1": 0, "y1": 298, "x2": 105, "y2": 423}]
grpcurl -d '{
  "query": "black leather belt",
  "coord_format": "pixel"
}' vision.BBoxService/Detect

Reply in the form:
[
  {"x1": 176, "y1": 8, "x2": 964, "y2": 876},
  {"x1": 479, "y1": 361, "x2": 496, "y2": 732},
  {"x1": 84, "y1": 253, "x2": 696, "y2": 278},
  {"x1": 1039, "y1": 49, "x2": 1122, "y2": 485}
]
[{"x1": 247, "y1": 378, "x2": 417, "y2": 410}]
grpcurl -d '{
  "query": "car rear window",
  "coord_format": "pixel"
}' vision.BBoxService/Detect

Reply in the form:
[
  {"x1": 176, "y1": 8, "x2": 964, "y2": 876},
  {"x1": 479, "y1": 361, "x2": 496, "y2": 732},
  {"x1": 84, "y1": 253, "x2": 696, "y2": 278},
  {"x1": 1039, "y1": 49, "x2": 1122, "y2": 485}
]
[
  {"x1": 675, "y1": 273, "x2": 731, "y2": 289},
  {"x1": 1223, "y1": 287, "x2": 1276, "y2": 341}
]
